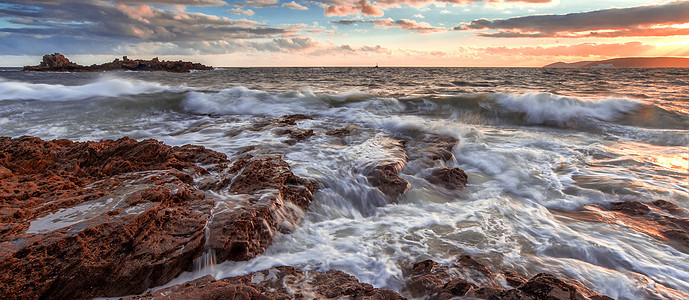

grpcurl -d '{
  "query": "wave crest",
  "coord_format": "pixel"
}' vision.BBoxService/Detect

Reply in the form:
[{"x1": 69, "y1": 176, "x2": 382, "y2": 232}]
[
  {"x1": 494, "y1": 93, "x2": 642, "y2": 126},
  {"x1": 0, "y1": 77, "x2": 170, "y2": 101}
]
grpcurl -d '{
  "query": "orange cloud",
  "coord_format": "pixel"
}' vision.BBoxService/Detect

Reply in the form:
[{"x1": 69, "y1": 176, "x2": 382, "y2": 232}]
[
  {"x1": 457, "y1": 1, "x2": 689, "y2": 38},
  {"x1": 325, "y1": 0, "x2": 383, "y2": 16},
  {"x1": 332, "y1": 18, "x2": 446, "y2": 33},
  {"x1": 321, "y1": 0, "x2": 554, "y2": 16}
]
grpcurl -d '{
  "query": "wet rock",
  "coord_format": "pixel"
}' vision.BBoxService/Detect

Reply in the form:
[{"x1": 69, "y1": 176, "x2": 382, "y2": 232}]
[
  {"x1": 403, "y1": 256, "x2": 611, "y2": 300},
  {"x1": 651, "y1": 199, "x2": 683, "y2": 215},
  {"x1": 609, "y1": 201, "x2": 651, "y2": 216},
  {"x1": 0, "y1": 136, "x2": 317, "y2": 299},
  {"x1": 129, "y1": 266, "x2": 404, "y2": 300},
  {"x1": 326, "y1": 127, "x2": 351, "y2": 136},
  {"x1": 278, "y1": 114, "x2": 313, "y2": 126},
  {"x1": 426, "y1": 167, "x2": 468, "y2": 190},
  {"x1": 206, "y1": 154, "x2": 317, "y2": 262},
  {"x1": 366, "y1": 161, "x2": 409, "y2": 201},
  {"x1": 406, "y1": 134, "x2": 458, "y2": 162},
  {"x1": 504, "y1": 271, "x2": 528, "y2": 288},
  {"x1": 0, "y1": 135, "x2": 228, "y2": 299},
  {"x1": 280, "y1": 128, "x2": 315, "y2": 145},
  {"x1": 558, "y1": 200, "x2": 689, "y2": 254},
  {"x1": 23, "y1": 53, "x2": 212, "y2": 73}
]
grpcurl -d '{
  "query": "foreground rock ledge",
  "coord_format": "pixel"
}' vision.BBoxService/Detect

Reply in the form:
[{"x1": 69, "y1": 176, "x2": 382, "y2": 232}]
[
  {"x1": 130, "y1": 266, "x2": 403, "y2": 300},
  {"x1": 0, "y1": 136, "x2": 316, "y2": 299}
]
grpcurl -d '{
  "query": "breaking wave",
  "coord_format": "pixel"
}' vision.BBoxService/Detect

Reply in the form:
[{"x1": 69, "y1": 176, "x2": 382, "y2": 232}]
[
  {"x1": 0, "y1": 77, "x2": 174, "y2": 101},
  {"x1": 493, "y1": 93, "x2": 642, "y2": 125}
]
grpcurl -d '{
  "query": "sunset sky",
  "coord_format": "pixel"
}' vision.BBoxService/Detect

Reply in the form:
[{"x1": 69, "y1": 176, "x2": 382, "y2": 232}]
[{"x1": 1, "y1": 0, "x2": 688, "y2": 67}]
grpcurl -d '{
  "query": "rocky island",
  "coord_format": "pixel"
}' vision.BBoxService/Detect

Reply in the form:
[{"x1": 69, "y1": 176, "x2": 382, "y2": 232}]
[{"x1": 23, "y1": 53, "x2": 213, "y2": 73}]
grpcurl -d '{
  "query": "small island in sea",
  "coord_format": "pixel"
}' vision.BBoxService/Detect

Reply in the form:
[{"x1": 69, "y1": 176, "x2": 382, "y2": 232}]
[
  {"x1": 543, "y1": 57, "x2": 689, "y2": 68},
  {"x1": 23, "y1": 53, "x2": 213, "y2": 73}
]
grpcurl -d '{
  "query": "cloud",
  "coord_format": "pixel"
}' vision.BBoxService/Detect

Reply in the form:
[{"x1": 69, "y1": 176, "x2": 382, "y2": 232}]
[
  {"x1": 228, "y1": 8, "x2": 256, "y2": 16},
  {"x1": 332, "y1": 18, "x2": 446, "y2": 33},
  {"x1": 0, "y1": 1, "x2": 306, "y2": 55},
  {"x1": 319, "y1": 0, "x2": 555, "y2": 16},
  {"x1": 413, "y1": 14, "x2": 425, "y2": 19},
  {"x1": 242, "y1": 0, "x2": 280, "y2": 8},
  {"x1": 324, "y1": 0, "x2": 384, "y2": 16},
  {"x1": 455, "y1": 1, "x2": 689, "y2": 38},
  {"x1": 283, "y1": 1, "x2": 309, "y2": 10}
]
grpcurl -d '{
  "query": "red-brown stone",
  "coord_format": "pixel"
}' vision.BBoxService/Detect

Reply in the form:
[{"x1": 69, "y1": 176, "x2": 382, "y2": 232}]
[
  {"x1": 426, "y1": 167, "x2": 468, "y2": 190},
  {"x1": 0, "y1": 136, "x2": 317, "y2": 299},
  {"x1": 129, "y1": 266, "x2": 404, "y2": 300},
  {"x1": 404, "y1": 256, "x2": 610, "y2": 300}
]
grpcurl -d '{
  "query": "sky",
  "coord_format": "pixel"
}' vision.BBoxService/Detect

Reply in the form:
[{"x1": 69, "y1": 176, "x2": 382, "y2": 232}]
[{"x1": 1, "y1": 0, "x2": 688, "y2": 67}]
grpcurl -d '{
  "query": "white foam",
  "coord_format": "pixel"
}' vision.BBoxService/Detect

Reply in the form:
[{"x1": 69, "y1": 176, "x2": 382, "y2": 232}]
[
  {"x1": 0, "y1": 77, "x2": 171, "y2": 101},
  {"x1": 494, "y1": 92, "x2": 641, "y2": 126}
]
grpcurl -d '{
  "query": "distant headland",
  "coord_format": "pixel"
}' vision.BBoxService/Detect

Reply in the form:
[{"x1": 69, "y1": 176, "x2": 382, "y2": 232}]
[
  {"x1": 543, "y1": 57, "x2": 689, "y2": 68},
  {"x1": 23, "y1": 53, "x2": 213, "y2": 73}
]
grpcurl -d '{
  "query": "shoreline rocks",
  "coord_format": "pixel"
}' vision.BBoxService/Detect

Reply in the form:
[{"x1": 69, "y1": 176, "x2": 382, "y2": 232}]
[
  {"x1": 23, "y1": 53, "x2": 213, "y2": 73},
  {"x1": 403, "y1": 255, "x2": 613, "y2": 300},
  {"x1": 0, "y1": 136, "x2": 315, "y2": 299},
  {"x1": 129, "y1": 266, "x2": 403, "y2": 300}
]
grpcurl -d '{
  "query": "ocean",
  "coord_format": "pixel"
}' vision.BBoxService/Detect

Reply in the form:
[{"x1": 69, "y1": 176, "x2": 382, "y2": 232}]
[{"x1": 1, "y1": 67, "x2": 688, "y2": 299}]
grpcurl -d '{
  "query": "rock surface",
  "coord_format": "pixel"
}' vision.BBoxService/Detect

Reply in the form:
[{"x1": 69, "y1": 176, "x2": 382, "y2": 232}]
[
  {"x1": 361, "y1": 133, "x2": 464, "y2": 201},
  {"x1": 129, "y1": 266, "x2": 403, "y2": 300},
  {"x1": 404, "y1": 255, "x2": 612, "y2": 300},
  {"x1": 426, "y1": 167, "x2": 468, "y2": 190},
  {"x1": 555, "y1": 200, "x2": 689, "y2": 254},
  {"x1": 0, "y1": 136, "x2": 316, "y2": 299},
  {"x1": 23, "y1": 53, "x2": 213, "y2": 73}
]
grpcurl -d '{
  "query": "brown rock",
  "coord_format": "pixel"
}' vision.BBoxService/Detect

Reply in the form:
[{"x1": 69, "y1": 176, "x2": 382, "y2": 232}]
[
  {"x1": 128, "y1": 266, "x2": 404, "y2": 300},
  {"x1": 609, "y1": 201, "x2": 651, "y2": 216},
  {"x1": 426, "y1": 167, "x2": 468, "y2": 190},
  {"x1": 206, "y1": 155, "x2": 317, "y2": 262},
  {"x1": 652, "y1": 199, "x2": 683, "y2": 214},
  {"x1": 366, "y1": 161, "x2": 409, "y2": 201},
  {"x1": 406, "y1": 134, "x2": 457, "y2": 162},
  {"x1": 558, "y1": 200, "x2": 689, "y2": 254},
  {"x1": 280, "y1": 128, "x2": 315, "y2": 145},
  {"x1": 403, "y1": 256, "x2": 611, "y2": 300},
  {"x1": 519, "y1": 273, "x2": 587, "y2": 300},
  {"x1": 326, "y1": 127, "x2": 351, "y2": 136},
  {"x1": 0, "y1": 136, "x2": 317, "y2": 299}
]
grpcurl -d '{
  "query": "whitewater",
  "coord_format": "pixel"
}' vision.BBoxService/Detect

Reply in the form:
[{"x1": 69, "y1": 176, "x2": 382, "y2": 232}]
[{"x1": 1, "y1": 67, "x2": 688, "y2": 299}]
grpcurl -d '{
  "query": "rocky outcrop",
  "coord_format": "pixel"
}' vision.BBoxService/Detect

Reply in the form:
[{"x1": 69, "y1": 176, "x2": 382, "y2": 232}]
[
  {"x1": 23, "y1": 53, "x2": 213, "y2": 73},
  {"x1": 426, "y1": 167, "x2": 468, "y2": 190},
  {"x1": 404, "y1": 255, "x2": 612, "y2": 300},
  {"x1": 360, "y1": 133, "x2": 464, "y2": 201},
  {"x1": 0, "y1": 136, "x2": 316, "y2": 299},
  {"x1": 555, "y1": 200, "x2": 689, "y2": 254},
  {"x1": 129, "y1": 266, "x2": 403, "y2": 300},
  {"x1": 204, "y1": 154, "x2": 317, "y2": 262},
  {"x1": 362, "y1": 138, "x2": 410, "y2": 201}
]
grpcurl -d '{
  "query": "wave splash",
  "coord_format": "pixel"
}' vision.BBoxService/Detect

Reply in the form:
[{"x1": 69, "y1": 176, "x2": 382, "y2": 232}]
[{"x1": 492, "y1": 92, "x2": 642, "y2": 126}]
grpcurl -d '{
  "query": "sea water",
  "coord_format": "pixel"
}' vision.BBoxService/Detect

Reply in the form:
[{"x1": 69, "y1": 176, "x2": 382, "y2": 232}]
[{"x1": 1, "y1": 67, "x2": 688, "y2": 299}]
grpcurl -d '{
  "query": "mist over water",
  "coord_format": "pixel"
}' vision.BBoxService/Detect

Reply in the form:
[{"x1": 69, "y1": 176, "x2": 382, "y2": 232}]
[{"x1": 2, "y1": 67, "x2": 688, "y2": 299}]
